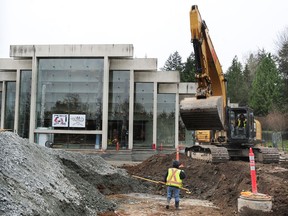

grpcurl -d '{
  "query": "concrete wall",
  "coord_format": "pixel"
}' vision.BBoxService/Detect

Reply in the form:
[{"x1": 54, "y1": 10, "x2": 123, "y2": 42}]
[
  {"x1": 10, "y1": 44, "x2": 134, "y2": 57},
  {"x1": 0, "y1": 72, "x2": 16, "y2": 81},
  {"x1": 134, "y1": 71, "x2": 179, "y2": 83},
  {"x1": 0, "y1": 59, "x2": 32, "y2": 70},
  {"x1": 179, "y1": 83, "x2": 197, "y2": 94},
  {"x1": 110, "y1": 58, "x2": 157, "y2": 71}
]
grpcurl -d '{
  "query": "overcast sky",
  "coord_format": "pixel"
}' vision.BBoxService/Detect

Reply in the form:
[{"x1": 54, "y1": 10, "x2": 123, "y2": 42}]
[{"x1": 0, "y1": 0, "x2": 287, "y2": 72}]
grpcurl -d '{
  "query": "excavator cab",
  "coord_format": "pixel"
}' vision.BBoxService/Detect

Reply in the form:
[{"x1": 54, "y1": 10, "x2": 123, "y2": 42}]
[{"x1": 227, "y1": 107, "x2": 255, "y2": 144}]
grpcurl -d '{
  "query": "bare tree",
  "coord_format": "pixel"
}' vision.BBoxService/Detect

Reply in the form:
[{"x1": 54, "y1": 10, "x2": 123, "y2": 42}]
[
  {"x1": 265, "y1": 108, "x2": 287, "y2": 132},
  {"x1": 275, "y1": 26, "x2": 288, "y2": 51},
  {"x1": 276, "y1": 27, "x2": 288, "y2": 114}
]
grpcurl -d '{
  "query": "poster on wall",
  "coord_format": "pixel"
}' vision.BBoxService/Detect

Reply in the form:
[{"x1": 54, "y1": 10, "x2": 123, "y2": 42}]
[
  {"x1": 52, "y1": 114, "x2": 69, "y2": 127},
  {"x1": 69, "y1": 114, "x2": 86, "y2": 128}
]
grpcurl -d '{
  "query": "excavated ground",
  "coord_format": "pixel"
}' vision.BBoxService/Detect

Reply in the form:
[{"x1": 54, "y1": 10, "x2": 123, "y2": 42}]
[
  {"x1": 123, "y1": 153, "x2": 288, "y2": 216},
  {"x1": 1, "y1": 132, "x2": 288, "y2": 216}
]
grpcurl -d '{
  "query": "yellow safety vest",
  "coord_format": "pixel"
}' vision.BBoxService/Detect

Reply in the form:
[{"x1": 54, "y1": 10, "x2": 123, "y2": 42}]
[
  {"x1": 166, "y1": 168, "x2": 182, "y2": 188},
  {"x1": 237, "y1": 119, "x2": 247, "y2": 127}
]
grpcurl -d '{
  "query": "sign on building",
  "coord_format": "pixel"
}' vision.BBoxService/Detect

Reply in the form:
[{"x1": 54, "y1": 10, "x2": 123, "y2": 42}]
[
  {"x1": 69, "y1": 114, "x2": 86, "y2": 128},
  {"x1": 52, "y1": 114, "x2": 69, "y2": 127}
]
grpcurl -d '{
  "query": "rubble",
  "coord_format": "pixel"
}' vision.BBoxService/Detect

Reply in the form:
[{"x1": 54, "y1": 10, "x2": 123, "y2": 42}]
[{"x1": 0, "y1": 132, "x2": 147, "y2": 216}]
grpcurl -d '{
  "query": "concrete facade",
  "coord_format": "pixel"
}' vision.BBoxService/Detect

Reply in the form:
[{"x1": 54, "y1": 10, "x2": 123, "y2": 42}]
[{"x1": 0, "y1": 44, "x2": 196, "y2": 151}]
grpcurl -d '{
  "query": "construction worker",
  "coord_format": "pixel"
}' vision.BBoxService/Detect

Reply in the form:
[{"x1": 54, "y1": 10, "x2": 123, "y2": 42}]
[
  {"x1": 164, "y1": 160, "x2": 186, "y2": 210},
  {"x1": 237, "y1": 113, "x2": 247, "y2": 128},
  {"x1": 236, "y1": 113, "x2": 247, "y2": 135}
]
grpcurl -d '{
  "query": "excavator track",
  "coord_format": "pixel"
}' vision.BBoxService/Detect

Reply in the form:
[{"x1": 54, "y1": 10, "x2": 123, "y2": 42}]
[
  {"x1": 185, "y1": 145, "x2": 229, "y2": 163},
  {"x1": 253, "y1": 147, "x2": 280, "y2": 164}
]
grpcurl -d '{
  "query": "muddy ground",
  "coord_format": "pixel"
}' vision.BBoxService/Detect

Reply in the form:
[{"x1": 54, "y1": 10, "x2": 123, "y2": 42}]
[
  {"x1": 1, "y1": 132, "x2": 287, "y2": 216},
  {"x1": 123, "y1": 153, "x2": 288, "y2": 216}
]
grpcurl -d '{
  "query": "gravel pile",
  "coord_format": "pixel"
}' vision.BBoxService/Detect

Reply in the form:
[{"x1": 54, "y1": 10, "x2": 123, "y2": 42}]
[{"x1": 0, "y1": 132, "x2": 146, "y2": 216}]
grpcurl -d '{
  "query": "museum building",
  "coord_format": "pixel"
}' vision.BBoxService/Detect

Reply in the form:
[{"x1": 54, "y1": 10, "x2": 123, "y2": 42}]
[{"x1": 0, "y1": 44, "x2": 196, "y2": 150}]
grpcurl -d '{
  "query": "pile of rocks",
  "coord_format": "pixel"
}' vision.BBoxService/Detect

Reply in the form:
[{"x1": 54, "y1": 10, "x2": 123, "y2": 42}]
[{"x1": 0, "y1": 132, "x2": 146, "y2": 216}]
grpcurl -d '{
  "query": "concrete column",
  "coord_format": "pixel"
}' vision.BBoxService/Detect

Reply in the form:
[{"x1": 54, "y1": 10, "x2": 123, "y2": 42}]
[
  {"x1": 175, "y1": 84, "x2": 179, "y2": 148},
  {"x1": 153, "y1": 82, "x2": 157, "y2": 147},
  {"x1": 101, "y1": 56, "x2": 109, "y2": 150},
  {"x1": 14, "y1": 69, "x2": 20, "y2": 133},
  {"x1": 29, "y1": 54, "x2": 37, "y2": 143},
  {"x1": 128, "y1": 69, "x2": 134, "y2": 150}
]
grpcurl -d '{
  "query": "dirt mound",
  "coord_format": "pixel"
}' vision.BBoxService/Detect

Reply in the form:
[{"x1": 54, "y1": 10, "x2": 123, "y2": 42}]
[
  {"x1": 0, "y1": 132, "x2": 149, "y2": 216},
  {"x1": 124, "y1": 152, "x2": 288, "y2": 216}
]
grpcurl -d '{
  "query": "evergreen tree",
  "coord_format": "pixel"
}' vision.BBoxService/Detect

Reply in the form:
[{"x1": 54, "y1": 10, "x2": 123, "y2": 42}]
[
  {"x1": 278, "y1": 42, "x2": 288, "y2": 79},
  {"x1": 245, "y1": 53, "x2": 260, "y2": 83},
  {"x1": 162, "y1": 51, "x2": 183, "y2": 72},
  {"x1": 225, "y1": 56, "x2": 246, "y2": 106},
  {"x1": 241, "y1": 64, "x2": 251, "y2": 105},
  {"x1": 180, "y1": 52, "x2": 196, "y2": 82},
  {"x1": 249, "y1": 53, "x2": 284, "y2": 116}
]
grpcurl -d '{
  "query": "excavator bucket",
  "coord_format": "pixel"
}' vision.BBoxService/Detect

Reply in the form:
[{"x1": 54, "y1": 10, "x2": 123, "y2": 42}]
[{"x1": 180, "y1": 96, "x2": 224, "y2": 130}]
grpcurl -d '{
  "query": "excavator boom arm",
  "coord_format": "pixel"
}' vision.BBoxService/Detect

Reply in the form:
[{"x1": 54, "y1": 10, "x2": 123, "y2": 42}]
[
  {"x1": 180, "y1": 5, "x2": 227, "y2": 130},
  {"x1": 190, "y1": 5, "x2": 226, "y2": 102}
]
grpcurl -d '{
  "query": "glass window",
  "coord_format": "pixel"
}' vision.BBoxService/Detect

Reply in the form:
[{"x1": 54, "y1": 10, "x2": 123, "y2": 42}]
[
  {"x1": 133, "y1": 83, "x2": 153, "y2": 149},
  {"x1": 18, "y1": 70, "x2": 32, "y2": 138},
  {"x1": 157, "y1": 93, "x2": 175, "y2": 148},
  {"x1": 107, "y1": 70, "x2": 130, "y2": 150},
  {"x1": 4, "y1": 82, "x2": 16, "y2": 130},
  {"x1": 36, "y1": 58, "x2": 104, "y2": 132}
]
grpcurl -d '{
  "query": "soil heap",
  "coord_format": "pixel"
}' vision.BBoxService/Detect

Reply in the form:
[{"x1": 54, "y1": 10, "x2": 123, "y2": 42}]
[
  {"x1": 0, "y1": 132, "x2": 148, "y2": 216},
  {"x1": 125, "y1": 152, "x2": 288, "y2": 216}
]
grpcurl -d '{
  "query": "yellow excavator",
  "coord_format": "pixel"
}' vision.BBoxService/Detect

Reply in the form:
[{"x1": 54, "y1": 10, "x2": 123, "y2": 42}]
[{"x1": 180, "y1": 5, "x2": 279, "y2": 163}]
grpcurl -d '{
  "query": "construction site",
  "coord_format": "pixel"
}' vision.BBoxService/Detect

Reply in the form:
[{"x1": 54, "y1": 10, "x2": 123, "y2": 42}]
[
  {"x1": 1, "y1": 3, "x2": 288, "y2": 215},
  {"x1": 1, "y1": 131, "x2": 288, "y2": 216}
]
